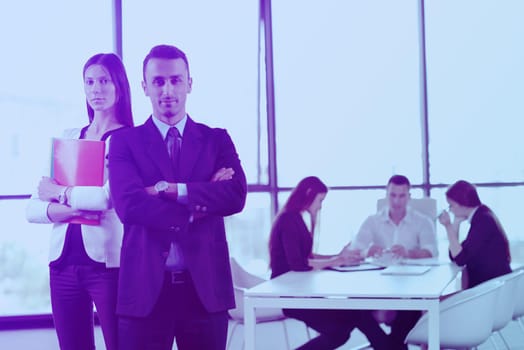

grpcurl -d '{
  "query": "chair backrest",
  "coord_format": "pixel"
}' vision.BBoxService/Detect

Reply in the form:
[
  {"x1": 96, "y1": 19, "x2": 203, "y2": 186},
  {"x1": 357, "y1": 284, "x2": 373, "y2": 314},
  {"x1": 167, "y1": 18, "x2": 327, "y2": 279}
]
[
  {"x1": 512, "y1": 267, "x2": 524, "y2": 319},
  {"x1": 491, "y1": 269, "x2": 524, "y2": 331},
  {"x1": 405, "y1": 278, "x2": 503, "y2": 348},
  {"x1": 376, "y1": 197, "x2": 437, "y2": 223},
  {"x1": 228, "y1": 257, "x2": 285, "y2": 322},
  {"x1": 230, "y1": 257, "x2": 266, "y2": 289}
]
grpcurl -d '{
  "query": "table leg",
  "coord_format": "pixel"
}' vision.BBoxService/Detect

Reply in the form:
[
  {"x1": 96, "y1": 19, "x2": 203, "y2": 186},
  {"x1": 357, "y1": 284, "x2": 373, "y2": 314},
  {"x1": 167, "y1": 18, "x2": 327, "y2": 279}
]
[
  {"x1": 244, "y1": 297, "x2": 256, "y2": 350},
  {"x1": 427, "y1": 301, "x2": 440, "y2": 350}
]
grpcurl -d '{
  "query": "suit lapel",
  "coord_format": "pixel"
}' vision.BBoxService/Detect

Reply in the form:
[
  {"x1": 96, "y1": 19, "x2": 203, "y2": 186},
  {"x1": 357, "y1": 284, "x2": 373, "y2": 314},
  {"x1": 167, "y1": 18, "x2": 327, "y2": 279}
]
[
  {"x1": 143, "y1": 117, "x2": 176, "y2": 182},
  {"x1": 179, "y1": 117, "x2": 204, "y2": 181}
]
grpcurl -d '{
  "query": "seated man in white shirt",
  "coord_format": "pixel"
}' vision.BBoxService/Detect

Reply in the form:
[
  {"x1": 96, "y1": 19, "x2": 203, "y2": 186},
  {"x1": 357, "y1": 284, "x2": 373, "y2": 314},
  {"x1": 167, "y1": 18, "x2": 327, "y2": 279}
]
[{"x1": 343, "y1": 174, "x2": 438, "y2": 350}]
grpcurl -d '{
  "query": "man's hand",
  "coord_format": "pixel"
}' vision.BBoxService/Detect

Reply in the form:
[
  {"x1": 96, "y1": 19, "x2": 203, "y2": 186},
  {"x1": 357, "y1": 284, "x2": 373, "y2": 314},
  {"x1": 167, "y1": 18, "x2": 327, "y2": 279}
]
[
  {"x1": 144, "y1": 186, "x2": 156, "y2": 195},
  {"x1": 211, "y1": 167, "x2": 234, "y2": 182},
  {"x1": 340, "y1": 248, "x2": 364, "y2": 264},
  {"x1": 407, "y1": 248, "x2": 432, "y2": 259},
  {"x1": 390, "y1": 244, "x2": 408, "y2": 258},
  {"x1": 367, "y1": 244, "x2": 384, "y2": 258}
]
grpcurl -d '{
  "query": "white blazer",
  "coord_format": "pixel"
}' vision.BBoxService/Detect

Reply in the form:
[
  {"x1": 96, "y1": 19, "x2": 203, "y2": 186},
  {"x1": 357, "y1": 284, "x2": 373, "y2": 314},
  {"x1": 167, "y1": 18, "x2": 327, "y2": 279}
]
[{"x1": 26, "y1": 128, "x2": 123, "y2": 268}]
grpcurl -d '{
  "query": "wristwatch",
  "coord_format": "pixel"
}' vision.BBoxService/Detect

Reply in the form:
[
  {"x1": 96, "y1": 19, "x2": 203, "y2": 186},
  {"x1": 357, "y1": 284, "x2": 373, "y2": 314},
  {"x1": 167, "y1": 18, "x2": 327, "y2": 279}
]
[
  {"x1": 57, "y1": 187, "x2": 67, "y2": 205},
  {"x1": 154, "y1": 180, "x2": 169, "y2": 197}
]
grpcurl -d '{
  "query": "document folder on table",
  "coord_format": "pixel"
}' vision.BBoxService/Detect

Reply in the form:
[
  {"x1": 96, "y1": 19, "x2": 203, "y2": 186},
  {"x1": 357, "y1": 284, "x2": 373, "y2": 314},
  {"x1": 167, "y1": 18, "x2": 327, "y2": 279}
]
[
  {"x1": 51, "y1": 138, "x2": 105, "y2": 225},
  {"x1": 329, "y1": 263, "x2": 385, "y2": 272}
]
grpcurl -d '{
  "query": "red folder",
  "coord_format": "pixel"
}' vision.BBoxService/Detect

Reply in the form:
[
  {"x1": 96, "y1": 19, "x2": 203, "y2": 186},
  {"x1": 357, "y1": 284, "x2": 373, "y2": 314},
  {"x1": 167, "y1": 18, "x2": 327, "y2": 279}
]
[{"x1": 51, "y1": 138, "x2": 106, "y2": 225}]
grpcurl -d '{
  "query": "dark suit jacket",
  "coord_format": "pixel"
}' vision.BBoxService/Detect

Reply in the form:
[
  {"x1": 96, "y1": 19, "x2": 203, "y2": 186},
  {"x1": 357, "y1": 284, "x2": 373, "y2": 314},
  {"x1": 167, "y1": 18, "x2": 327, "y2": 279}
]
[
  {"x1": 450, "y1": 204, "x2": 512, "y2": 288},
  {"x1": 108, "y1": 116, "x2": 247, "y2": 317}
]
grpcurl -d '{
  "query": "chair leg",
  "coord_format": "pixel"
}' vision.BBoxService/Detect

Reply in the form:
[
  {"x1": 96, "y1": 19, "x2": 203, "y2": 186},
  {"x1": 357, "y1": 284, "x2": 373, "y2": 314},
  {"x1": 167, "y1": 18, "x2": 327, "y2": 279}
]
[
  {"x1": 495, "y1": 329, "x2": 511, "y2": 350},
  {"x1": 305, "y1": 324, "x2": 312, "y2": 340},
  {"x1": 488, "y1": 332, "x2": 502, "y2": 350},
  {"x1": 519, "y1": 317, "x2": 524, "y2": 333},
  {"x1": 280, "y1": 319, "x2": 291, "y2": 350},
  {"x1": 226, "y1": 321, "x2": 239, "y2": 350}
]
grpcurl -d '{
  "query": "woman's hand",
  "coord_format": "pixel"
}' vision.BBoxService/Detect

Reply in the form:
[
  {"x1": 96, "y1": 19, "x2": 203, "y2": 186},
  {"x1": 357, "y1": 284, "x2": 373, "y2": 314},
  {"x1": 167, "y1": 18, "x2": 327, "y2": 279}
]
[
  {"x1": 438, "y1": 210, "x2": 451, "y2": 226},
  {"x1": 38, "y1": 176, "x2": 65, "y2": 202},
  {"x1": 46, "y1": 203, "x2": 101, "y2": 223},
  {"x1": 339, "y1": 248, "x2": 364, "y2": 265}
]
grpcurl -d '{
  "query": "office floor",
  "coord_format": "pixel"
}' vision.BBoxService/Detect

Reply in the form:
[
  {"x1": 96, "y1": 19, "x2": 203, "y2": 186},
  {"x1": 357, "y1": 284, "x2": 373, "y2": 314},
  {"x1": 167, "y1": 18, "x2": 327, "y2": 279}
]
[{"x1": 1, "y1": 319, "x2": 524, "y2": 349}]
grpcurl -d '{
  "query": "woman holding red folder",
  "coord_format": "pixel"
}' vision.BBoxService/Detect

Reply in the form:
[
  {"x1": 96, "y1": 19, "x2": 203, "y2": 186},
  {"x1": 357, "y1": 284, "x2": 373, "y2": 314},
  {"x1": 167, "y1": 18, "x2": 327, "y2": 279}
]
[{"x1": 26, "y1": 53, "x2": 133, "y2": 350}]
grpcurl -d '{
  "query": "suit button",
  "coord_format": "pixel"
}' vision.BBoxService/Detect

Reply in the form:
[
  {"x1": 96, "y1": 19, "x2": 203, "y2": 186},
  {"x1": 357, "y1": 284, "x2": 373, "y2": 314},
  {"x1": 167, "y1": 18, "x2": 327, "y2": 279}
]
[
  {"x1": 174, "y1": 226, "x2": 180, "y2": 232},
  {"x1": 201, "y1": 206, "x2": 207, "y2": 212},
  {"x1": 195, "y1": 205, "x2": 201, "y2": 211}
]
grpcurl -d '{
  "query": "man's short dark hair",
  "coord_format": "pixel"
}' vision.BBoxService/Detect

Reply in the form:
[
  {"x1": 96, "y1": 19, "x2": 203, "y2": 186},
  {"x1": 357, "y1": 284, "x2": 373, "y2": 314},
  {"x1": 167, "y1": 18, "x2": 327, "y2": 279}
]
[
  {"x1": 142, "y1": 44, "x2": 190, "y2": 81},
  {"x1": 387, "y1": 175, "x2": 411, "y2": 187}
]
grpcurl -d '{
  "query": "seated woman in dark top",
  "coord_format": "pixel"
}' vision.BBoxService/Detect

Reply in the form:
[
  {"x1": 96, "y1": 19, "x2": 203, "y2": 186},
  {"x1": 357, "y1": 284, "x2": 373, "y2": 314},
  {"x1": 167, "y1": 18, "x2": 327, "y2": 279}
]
[
  {"x1": 269, "y1": 176, "x2": 388, "y2": 350},
  {"x1": 438, "y1": 180, "x2": 512, "y2": 288}
]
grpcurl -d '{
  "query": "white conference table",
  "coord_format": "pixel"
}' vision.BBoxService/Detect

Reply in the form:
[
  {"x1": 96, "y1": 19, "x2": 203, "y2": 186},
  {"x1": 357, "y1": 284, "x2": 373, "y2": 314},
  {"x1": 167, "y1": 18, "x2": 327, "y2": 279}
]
[{"x1": 244, "y1": 263, "x2": 461, "y2": 350}]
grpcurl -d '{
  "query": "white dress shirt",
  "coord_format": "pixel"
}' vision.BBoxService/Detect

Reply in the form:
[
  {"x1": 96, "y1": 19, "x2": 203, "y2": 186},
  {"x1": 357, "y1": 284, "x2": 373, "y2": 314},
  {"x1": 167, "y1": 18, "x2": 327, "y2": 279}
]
[{"x1": 349, "y1": 207, "x2": 438, "y2": 257}]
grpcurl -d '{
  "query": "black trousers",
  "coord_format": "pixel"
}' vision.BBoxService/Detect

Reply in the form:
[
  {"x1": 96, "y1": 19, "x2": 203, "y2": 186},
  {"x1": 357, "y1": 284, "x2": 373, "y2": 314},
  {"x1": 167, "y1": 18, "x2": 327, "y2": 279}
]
[
  {"x1": 118, "y1": 271, "x2": 228, "y2": 350},
  {"x1": 389, "y1": 310, "x2": 422, "y2": 350},
  {"x1": 284, "y1": 308, "x2": 389, "y2": 350}
]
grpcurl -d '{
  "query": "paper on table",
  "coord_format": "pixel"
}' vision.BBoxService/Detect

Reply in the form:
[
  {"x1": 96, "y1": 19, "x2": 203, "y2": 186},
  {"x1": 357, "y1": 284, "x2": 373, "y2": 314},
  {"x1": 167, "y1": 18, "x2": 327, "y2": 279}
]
[
  {"x1": 401, "y1": 258, "x2": 443, "y2": 266},
  {"x1": 380, "y1": 265, "x2": 431, "y2": 275}
]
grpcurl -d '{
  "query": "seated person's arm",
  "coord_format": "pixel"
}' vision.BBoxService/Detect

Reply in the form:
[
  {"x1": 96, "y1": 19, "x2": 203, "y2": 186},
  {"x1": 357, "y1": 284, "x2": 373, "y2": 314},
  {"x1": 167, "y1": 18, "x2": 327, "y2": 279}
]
[
  {"x1": 439, "y1": 210, "x2": 464, "y2": 257},
  {"x1": 390, "y1": 244, "x2": 432, "y2": 258},
  {"x1": 308, "y1": 255, "x2": 345, "y2": 270},
  {"x1": 407, "y1": 247, "x2": 433, "y2": 258}
]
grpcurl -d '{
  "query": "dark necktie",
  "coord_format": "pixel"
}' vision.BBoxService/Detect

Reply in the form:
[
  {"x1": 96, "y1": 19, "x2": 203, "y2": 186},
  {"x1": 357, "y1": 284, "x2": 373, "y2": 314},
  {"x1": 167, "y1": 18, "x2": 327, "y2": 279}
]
[
  {"x1": 165, "y1": 127, "x2": 185, "y2": 270},
  {"x1": 166, "y1": 127, "x2": 181, "y2": 169}
]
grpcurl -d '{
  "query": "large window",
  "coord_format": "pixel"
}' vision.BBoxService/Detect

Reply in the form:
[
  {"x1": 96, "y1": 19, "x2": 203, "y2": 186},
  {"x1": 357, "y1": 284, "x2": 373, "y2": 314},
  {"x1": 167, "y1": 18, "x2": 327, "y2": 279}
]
[
  {"x1": 426, "y1": 0, "x2": 524, "y2": 183},
  {"x1": 272, "y1": 0, "x2": 423, "y2": 188}
]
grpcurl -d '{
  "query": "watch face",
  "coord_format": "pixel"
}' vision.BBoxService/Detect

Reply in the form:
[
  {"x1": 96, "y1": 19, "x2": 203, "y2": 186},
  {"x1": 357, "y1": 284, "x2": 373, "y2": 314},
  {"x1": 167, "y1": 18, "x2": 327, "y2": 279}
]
[{"x1": 155, "y1": 181, "x2": 169, "y2": 192}]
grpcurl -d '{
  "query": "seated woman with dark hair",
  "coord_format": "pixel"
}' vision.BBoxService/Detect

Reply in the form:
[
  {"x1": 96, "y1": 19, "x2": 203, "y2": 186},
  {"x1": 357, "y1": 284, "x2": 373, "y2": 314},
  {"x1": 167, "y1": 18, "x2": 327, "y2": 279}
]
[
  {"x1": 438, "y1": 180, "x2": 512, "y2": 288},
  {"x1": 269, "y1": 176, "x2": 388, "y2": 350}
]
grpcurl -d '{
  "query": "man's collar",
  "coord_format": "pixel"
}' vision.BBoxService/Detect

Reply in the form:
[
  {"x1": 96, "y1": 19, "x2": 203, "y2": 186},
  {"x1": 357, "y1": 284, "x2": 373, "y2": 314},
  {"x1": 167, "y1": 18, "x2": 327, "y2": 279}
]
[
  {"x1": 152, "y1": 114, "x2": 188, "y2": 138},
  {"x1": 379, "y1": 207, "x2": 412, "y2": 224}
]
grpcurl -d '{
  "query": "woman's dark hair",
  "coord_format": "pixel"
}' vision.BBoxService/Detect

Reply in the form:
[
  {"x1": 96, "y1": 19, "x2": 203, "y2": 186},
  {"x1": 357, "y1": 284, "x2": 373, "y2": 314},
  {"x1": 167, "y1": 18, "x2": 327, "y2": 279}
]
[
  {"x1": 446, "y1": 180, "x2": 482, "y2": 207},
  {"x1": 282, "y1": 176, "x2": 328, "y2": 214},
  {"x1": 268, "y1": 177, "x2": 328, "y2": 264},
  {"x1": 83, "y1": 53, "x2": 134, "y2": 127}
]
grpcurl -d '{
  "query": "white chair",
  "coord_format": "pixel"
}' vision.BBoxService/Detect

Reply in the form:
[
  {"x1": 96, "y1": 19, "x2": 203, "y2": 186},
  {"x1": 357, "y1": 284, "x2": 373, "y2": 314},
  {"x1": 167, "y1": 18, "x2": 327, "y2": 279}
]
[
  {"x1": 511, "y1": 267, "x2": 524, "y2": 332},
  {"x1": 405, "y1": 278, "x2": 503, "y2": 349},
  {"x1": 376, "y1": 197, "x2": 437, "y2": 223},
  {"x1": 489, "y1": 269, "x2": 524, "y2": 349},
  {"x1": 227, "y1": 257, "x2": 294, "y2": 350}
]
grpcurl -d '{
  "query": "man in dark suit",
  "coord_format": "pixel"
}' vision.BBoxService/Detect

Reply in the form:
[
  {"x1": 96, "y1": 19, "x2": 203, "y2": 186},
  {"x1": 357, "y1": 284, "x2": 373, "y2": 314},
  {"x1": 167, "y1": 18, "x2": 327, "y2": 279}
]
[{"x1": 108, "y1": 44, "x2": 247, "y2": 350}]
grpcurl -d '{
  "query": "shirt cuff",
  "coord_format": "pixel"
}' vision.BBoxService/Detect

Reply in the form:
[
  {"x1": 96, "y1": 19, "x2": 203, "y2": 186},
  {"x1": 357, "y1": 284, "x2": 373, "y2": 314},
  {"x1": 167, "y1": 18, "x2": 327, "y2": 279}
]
[{"x1": 177, "y1": 183, "x2": 188, "y2": 204}]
